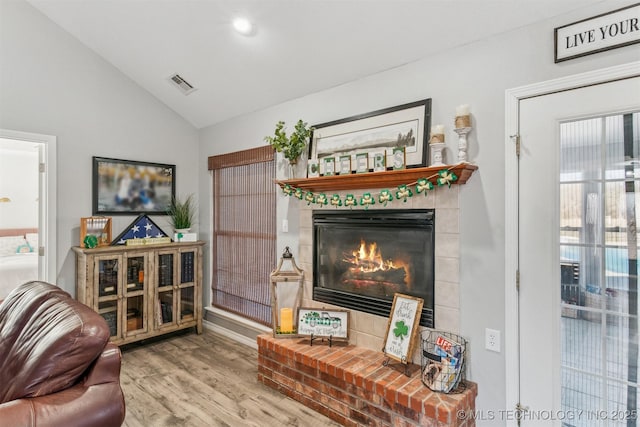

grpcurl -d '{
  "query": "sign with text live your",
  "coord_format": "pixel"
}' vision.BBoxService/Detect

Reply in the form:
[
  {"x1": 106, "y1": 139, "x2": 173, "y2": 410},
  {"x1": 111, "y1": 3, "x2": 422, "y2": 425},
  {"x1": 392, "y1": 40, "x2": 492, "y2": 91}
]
[{"x1": 555, "y1": 3, "x2": 640, "y2": 63}]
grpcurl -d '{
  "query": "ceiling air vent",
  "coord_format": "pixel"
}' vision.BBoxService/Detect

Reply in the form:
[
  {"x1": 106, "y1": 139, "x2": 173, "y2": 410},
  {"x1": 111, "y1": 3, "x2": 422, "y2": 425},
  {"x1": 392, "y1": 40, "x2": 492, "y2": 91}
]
[{"x1": 168, "y1": 73, "x2": 197, "y2": 95}]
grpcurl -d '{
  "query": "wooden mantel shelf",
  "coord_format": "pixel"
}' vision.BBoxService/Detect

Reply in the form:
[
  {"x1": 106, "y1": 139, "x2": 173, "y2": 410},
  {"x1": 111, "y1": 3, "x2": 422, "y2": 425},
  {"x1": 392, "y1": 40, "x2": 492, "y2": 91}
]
[{"x1": 276, "y1": 162, "x2": 478, "y2": 192}]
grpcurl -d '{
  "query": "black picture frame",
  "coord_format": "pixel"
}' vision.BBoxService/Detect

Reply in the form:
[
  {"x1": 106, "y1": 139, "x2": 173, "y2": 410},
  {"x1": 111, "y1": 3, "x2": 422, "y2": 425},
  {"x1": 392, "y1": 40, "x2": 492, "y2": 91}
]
[
  {"x1": 309, "y1": 99, "x2": 431, "y2": 175},
  {"x1": 92, "y1": 156, "x2": 175, "y2": 215}
]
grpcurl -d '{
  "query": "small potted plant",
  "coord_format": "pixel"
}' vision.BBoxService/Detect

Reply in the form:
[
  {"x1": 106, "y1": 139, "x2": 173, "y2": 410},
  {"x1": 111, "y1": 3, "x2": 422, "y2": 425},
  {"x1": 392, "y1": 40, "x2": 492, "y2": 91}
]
[
  {"x1": 264, "y1": 119, "x2": 314, "y2": 178},
  {"x1": 167, "y1": 194, "x2": 196, "y2": 233}
]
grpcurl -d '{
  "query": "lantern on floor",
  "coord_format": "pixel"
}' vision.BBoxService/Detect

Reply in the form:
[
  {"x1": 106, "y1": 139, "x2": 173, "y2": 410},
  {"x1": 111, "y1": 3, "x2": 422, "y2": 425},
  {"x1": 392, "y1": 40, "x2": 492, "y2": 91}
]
[{"x1": 270, "y1": 247, "x2": 304, "y2": 338}]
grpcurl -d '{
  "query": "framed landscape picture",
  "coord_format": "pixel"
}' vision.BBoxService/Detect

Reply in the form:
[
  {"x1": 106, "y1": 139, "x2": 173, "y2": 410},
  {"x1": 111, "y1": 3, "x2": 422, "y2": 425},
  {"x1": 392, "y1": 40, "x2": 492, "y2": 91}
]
[
  {"x1": 309, "y1": 99, "x2": 431, "y2": 174},
  {"x1": 93, "y1": 157, "x2": 175, "y2": 215}
]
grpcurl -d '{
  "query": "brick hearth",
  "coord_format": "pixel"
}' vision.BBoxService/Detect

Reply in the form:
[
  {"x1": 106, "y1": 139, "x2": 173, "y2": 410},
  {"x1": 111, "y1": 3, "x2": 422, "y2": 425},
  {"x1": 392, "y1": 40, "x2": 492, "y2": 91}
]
[{"x1": 257, "y1": 334, "x2": 477, "y2": 427}]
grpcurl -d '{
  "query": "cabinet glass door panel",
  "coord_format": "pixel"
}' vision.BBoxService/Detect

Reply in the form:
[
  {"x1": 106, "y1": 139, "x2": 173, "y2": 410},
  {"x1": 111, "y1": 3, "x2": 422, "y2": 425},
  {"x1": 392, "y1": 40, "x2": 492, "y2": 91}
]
[
  {"x1": 179, "y1": 286, "x2": 195, "y2": 322},
  {"x1": 98, "y1": 258, "x2": 119, "y2": 296},
  {"x1": 98, "y1": 300, "x2": 118, "y2": 338},
  {"x1": 125, "y1": 295, "x2": 144, "y2": 334},
  {"x1": 126, "y1": 255, "x2": 145, "y2": 292},
  {"x1": 158, "y1": 290, "x2": 174, "y2": 326},
  {"x1": 157, "y1": 253, "x2": 174, "y2": 288},
  {"x1": 180, "y1": 251, "x2": 195, "y2": 284}
]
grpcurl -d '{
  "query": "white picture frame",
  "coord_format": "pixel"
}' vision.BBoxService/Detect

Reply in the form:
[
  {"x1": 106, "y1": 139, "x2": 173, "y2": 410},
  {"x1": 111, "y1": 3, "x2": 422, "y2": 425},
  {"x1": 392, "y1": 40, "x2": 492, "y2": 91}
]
[
  {"x1": 392, "y1": 147, "x2": 406, "y2": 170},
  {"x1": 355, "y1": 152, "x2": 369, "y2": 173},
  {"x1": 297, "y1": 308, "x2": 349, "y2": 340},
  {"x1": 372, "y1": 152, "x2": 386, "y2": 172},
  {"x1": 307, "y1": 159, "x2": 320, "y2": 178},
  {"x1": 323, "y1": 157, "x2": 335, "y2": 176},
  {"x1": 339, "y1": 155, "x2": 352, "y2": 175}
]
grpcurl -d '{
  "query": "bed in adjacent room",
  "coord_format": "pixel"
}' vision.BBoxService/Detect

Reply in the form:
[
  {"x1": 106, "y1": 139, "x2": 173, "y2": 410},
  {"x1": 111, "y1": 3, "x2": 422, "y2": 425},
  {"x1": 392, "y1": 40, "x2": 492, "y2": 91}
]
[{"x1": 0, "y1": 228, "x2": 38, "y2": 298}]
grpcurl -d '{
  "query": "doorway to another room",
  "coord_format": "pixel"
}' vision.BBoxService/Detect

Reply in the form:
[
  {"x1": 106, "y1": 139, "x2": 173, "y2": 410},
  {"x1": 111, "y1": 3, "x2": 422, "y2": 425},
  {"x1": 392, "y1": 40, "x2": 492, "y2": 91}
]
[{"x1": 0, "y1": 129, "x2": 56, "y2": 297}]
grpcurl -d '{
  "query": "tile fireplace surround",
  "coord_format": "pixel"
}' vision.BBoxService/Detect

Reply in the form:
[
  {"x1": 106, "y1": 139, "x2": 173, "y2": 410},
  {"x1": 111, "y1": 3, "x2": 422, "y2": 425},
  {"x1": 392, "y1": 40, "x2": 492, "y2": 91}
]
[{"x1": 298, "y1": 184, "x2": 461, "y2": 354}]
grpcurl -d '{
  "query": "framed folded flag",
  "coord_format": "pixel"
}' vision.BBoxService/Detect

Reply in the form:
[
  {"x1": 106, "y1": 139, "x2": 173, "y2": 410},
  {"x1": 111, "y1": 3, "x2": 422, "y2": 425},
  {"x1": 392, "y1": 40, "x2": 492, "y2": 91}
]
[{"x1": 112, "y1": 214, "x2": 169, "y2": 245}]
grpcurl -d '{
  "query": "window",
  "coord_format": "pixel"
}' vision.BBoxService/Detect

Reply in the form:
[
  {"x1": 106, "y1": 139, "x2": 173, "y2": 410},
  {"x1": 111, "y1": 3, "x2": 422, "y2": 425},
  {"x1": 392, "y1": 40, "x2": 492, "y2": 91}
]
[{"x1": 208, "y1": 146, "x2": 276, "y2": 325}]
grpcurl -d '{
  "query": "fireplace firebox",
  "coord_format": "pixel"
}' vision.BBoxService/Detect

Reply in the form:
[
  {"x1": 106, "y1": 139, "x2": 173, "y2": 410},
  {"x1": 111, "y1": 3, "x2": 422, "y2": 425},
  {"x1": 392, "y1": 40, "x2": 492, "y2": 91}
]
[{"x1": 313, "y1": 209, "x2": 434, "y2": 327}]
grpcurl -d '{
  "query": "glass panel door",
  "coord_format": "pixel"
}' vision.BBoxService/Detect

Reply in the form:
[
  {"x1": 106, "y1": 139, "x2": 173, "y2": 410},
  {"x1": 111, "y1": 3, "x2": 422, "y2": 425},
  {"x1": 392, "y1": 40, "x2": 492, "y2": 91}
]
[
  {"x1": 156, "y1": 251, "x2": 176, "y2": 327},
  {"x1": 95, "y1": 255, "x2": 121, "y2": 339},
  {"x1": 124, "y1": 254, "x2": 146, "y2": 334},
  {"x1": 98, "y1": 258, "x2": 118, "y2": 297},
  {"x1": 179, "y1": 250, "x2": 195, "y2": 323},
  {"x1": 559, "y1": 113, "x2": 639, "y2": 426},
  {"x1": 518, "y1": 77, "x2": 640, "y2": 425}
]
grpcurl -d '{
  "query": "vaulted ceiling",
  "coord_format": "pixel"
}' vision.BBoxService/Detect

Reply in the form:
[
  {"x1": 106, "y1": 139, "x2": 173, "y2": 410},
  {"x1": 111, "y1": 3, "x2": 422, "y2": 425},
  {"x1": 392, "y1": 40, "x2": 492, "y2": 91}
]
[{"x1": 28, "y1": 0, "x2": 605, "y2": 129}]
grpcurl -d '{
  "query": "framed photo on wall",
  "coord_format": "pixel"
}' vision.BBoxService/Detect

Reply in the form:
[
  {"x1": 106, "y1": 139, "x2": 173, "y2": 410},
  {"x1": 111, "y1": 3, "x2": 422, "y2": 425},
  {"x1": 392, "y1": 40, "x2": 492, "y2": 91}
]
[
  {"x1": 93, "y1": 157, "x2": 175, "y2": 215},
  {"x1": 309, "y1": 99, "x2": 431, "y2": 174}
]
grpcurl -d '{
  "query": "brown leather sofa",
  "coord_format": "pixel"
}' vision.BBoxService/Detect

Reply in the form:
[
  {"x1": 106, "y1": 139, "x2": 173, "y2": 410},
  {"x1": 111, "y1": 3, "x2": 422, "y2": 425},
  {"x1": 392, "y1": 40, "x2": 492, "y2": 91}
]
[{"x1": 0, "y1": 281, "x2": 126, "y2": 427}]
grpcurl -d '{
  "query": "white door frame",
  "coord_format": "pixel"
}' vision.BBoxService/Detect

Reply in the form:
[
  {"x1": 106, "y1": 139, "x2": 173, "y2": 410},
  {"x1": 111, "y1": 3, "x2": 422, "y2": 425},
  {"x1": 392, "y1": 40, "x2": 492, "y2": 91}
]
[
  {"x1": 504, "y1": 61, "x2": 640, "y2": 426},
  {"x1": 0, "y1": 128, "x2": 57, "y2": 282}
]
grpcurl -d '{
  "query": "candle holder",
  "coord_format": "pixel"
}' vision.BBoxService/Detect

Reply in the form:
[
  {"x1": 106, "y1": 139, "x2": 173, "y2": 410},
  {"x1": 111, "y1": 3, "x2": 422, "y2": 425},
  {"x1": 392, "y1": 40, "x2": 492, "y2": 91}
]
[
  {"x1": 270, "y1": 247, "x2": 304, "y2": 338},
  {"x1": 454, "y1": 112, "x2": 472, "y2": 163},
  {"x1": 454, "y1": 126, "x2": 472, "y2": 163},
  {"x1": 430, "y1": 142, "x2": 446, "y2": 167}
]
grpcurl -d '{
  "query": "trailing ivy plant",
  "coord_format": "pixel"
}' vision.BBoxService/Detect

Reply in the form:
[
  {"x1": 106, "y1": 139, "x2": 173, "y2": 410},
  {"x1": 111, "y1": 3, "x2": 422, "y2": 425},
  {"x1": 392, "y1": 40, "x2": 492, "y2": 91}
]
[{"x1": 264, "y1": 120, "x2": 314, "y2": 163}]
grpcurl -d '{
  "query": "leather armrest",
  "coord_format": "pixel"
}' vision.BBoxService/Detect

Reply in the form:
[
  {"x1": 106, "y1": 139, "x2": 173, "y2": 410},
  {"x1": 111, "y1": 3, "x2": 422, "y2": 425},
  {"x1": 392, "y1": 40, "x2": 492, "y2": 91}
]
[
  {"x1": 0, "y1": 343, "x2": 126, "y2": 426},
  {"x1": 0, "y1": 382, "x2": 125, "y2": 427},
  {"x1": 85, "y1": 343, "x2": 122, "y2": 387}
]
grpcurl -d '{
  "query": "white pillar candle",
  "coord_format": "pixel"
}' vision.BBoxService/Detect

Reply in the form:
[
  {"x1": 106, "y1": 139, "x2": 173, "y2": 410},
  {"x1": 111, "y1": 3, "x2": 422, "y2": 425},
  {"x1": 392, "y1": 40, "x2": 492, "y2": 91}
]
[
  {"x1": 456, "y1": 104, "x2": 470, "y2": 116},
  {"x1": 431, "y1": 124, "x2": 444, "y2": 135}
]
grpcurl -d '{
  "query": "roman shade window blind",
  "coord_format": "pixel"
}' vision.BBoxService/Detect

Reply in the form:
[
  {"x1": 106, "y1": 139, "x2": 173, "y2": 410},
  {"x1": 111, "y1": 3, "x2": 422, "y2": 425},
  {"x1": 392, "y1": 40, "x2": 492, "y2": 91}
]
[{"x1": 208, "y1": 146, "x2": 276, "y2": 325}]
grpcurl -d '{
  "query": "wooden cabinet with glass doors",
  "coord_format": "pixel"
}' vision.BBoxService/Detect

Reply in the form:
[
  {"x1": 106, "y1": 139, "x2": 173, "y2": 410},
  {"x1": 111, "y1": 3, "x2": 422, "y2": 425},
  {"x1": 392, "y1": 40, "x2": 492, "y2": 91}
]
[{"x1": 73, "y1": 241, "x2": 204, "y2": 346}]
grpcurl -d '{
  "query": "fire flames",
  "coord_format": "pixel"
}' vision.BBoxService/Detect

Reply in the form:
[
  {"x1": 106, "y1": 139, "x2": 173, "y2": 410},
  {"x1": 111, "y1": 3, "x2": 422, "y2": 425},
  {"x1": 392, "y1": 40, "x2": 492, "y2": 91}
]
[{"x1": 343, "y1": 239, "x2": 410, "y2": 284}]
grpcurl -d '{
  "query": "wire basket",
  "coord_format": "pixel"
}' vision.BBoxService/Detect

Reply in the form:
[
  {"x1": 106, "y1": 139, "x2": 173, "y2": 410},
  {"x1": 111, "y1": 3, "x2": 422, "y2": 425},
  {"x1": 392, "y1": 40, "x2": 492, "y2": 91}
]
[{"x1": 421, "y1": 330, "x2": 467, "y2": 393}]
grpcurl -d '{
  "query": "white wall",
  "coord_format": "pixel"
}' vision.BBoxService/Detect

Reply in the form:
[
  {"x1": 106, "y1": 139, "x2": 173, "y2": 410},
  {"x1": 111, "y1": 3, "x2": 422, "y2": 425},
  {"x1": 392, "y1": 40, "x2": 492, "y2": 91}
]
[
  {"x1": 199, "y1": 0, "x2": 640, "y2": 422},
  {"x1": 0, "y1": 0, "x2": 199, "y2": 294}
]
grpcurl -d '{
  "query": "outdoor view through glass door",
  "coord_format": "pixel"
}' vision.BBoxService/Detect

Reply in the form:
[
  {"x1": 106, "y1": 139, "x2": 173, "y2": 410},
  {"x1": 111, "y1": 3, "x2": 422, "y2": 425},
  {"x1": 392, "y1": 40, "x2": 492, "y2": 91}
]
[
  {"x1": 560, "y1": 112, "x2": 639, "y2": 425},
  {"x1": 518, "y1": 76, "x2": 640, "y2": 427}
]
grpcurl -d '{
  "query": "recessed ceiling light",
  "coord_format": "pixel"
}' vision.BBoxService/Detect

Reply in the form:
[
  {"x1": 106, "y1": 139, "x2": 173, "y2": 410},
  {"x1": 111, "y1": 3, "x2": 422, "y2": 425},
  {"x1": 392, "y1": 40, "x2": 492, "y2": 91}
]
[{"x1": 233, "y1": 17, "x2": 255, "y2": 36}]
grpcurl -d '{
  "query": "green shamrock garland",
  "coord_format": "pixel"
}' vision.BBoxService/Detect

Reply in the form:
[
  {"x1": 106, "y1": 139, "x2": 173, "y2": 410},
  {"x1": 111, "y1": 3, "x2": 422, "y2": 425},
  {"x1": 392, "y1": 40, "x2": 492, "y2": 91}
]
[{"x1": 279, "y1": 168, "x2": 458, "y2": 208}]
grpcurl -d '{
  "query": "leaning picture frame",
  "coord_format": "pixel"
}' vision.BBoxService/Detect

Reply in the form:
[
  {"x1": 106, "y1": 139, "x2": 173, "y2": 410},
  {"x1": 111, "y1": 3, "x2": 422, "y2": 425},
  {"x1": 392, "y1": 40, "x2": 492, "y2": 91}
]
[
  {"x1": 309, "y1": 99, "x2": 431, "y2": 174},
  {"x1": 93, "y1": 157, "x2": 175, "y2": 215},
  {"x1": 383, "y1": 293, "x2": 424, "y2": 364},
  {"x1": 297, "y1": 308, "x2": 349, "y2": 341}
]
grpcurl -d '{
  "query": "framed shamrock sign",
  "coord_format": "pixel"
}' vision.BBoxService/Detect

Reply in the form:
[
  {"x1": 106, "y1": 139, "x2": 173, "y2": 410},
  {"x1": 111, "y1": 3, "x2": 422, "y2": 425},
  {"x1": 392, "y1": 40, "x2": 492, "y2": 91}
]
[{"x1": 383, "y1": 293, "x2": 424, "y2": 364}]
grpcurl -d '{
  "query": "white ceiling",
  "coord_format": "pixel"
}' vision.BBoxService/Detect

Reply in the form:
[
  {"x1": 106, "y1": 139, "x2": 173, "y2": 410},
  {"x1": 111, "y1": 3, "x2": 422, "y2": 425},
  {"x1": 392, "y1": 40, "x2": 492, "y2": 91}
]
[{"x1": 28, "y1": 0, "x2": 605, "y2": 129}]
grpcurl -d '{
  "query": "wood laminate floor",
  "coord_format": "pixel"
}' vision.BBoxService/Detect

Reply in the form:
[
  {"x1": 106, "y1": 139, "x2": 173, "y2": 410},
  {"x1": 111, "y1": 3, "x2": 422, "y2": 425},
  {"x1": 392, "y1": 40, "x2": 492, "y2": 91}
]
[{"x1": 120, "y1": 329, "x2": 341, "y2": 427}]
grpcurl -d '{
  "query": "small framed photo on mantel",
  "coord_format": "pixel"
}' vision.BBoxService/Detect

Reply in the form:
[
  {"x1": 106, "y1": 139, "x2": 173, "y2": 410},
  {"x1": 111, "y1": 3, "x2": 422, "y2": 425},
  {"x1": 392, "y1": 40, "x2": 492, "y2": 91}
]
[
  {"x1": 323, "y1": 157, "x2": 335, "y2": 176},
  {"x1": 372, "y1": 152, "x2": 386, "y2": 172},
  {"x1": 391, "y1": 147, "x2": 406, "y2": 170},
  {"x1": 297, "y1": 308, "x2": 349, "y2": 345},
  {"x1": 355, "y1": 153, "x2": 369, "y2": 173},
  {"x1": 307, "y1": 159, "x2": 320, "y2": 178},
  {"x1": 339, "y1": 155, "x2": 352, "y2": 175}
]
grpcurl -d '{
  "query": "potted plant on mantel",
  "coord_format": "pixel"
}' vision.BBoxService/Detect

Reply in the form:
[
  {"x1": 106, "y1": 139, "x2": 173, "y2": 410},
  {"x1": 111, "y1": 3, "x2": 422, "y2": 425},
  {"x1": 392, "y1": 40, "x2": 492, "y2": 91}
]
[
  {"x1": 264, "y1": 120, "x2": 314, "y2": 179},
  {"x1": 167, "y1": 194, "x2": 196, "y2": 241}
]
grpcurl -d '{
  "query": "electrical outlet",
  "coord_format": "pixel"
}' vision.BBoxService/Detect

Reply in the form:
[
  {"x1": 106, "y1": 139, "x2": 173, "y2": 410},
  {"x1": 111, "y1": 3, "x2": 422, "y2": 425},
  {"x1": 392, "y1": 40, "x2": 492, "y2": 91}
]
[
  {"x1": 282, "y1": 219, "x2": 289, "y2": 233},
  {"x1": 485, "y1": 328, "x2": 501, "y2": 352}
]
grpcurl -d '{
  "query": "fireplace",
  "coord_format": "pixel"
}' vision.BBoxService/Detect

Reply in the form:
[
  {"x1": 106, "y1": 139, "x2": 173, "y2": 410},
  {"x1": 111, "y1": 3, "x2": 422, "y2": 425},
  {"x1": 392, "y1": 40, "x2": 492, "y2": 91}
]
[{"x1": 313, "y1": 209, "x2": 435, "y2": 327}]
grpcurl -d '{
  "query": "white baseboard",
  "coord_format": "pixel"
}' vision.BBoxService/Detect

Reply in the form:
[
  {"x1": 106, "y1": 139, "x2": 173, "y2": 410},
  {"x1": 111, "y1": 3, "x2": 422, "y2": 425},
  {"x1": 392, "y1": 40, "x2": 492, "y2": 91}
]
[{"x1": 203, "y1": 306, "x2": 271, "y2": 350}]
